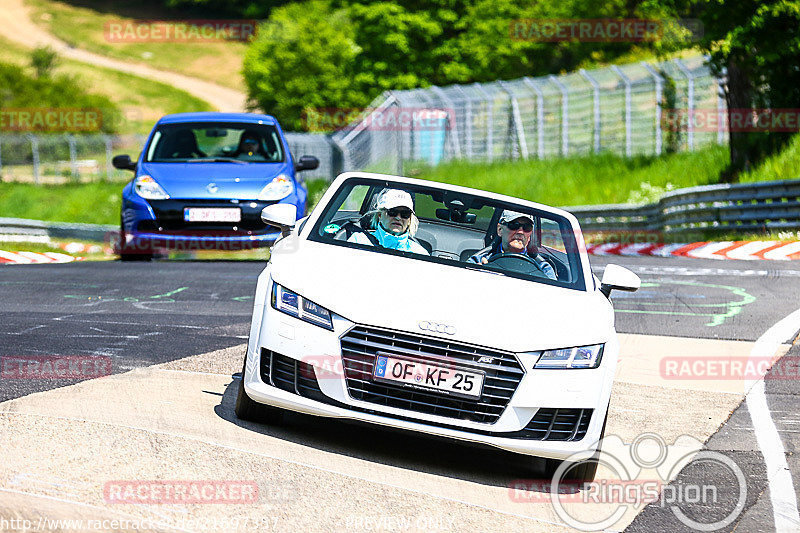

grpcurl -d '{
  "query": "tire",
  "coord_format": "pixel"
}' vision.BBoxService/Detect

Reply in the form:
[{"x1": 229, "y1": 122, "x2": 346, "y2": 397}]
[
  {"x1": 234, "y1": 358, "x2": 284, "y2": 425},
  {"x1": 544, "y1": 408, "x2": 609, "y2": 483},
  {"x1": 118, "y1": 222, "x2": 152, "y2": 262}
]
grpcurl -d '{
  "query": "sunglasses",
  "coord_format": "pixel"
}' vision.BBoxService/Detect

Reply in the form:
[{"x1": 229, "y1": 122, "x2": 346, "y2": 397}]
[
  {"x1": 503, "y1": 220, "x2": 533, "y2": 232},
  {"x1": 385, "y1": 207, "x2": 413, "y2": 219}
]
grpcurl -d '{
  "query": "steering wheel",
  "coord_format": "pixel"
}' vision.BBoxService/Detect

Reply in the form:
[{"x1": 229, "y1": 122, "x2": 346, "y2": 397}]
[{"x1": 486, "y1": 252, "x2": 550, "y2": 278}]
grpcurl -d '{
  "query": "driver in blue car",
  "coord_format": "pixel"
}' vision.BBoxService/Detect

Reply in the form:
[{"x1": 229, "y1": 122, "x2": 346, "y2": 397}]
[{"x1": 468, "y1": 210, "x2": 557, "y2": 280}]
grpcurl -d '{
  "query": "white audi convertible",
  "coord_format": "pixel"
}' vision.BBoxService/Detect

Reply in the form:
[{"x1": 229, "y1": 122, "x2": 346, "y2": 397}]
[{"x1": 236, "y1": 172, "x2": 639, "y2": 480}]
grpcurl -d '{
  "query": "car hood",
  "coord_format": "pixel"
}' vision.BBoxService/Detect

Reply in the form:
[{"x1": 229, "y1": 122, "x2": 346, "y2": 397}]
[
  {"x1": 270, "y1": 239, "x2": 613, "y2": 353},
  {"x1": 139, "y1": 162, "x2": 289, "y2": 199}
]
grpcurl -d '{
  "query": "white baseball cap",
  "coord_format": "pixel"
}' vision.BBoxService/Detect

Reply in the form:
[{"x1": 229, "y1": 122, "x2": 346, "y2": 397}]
[
  {"x1": 376, "y1": 189, "x2": 414, "y2": 211},
  {"x1": 499, "y1": 209, "x2": 534, "y2": 224}
]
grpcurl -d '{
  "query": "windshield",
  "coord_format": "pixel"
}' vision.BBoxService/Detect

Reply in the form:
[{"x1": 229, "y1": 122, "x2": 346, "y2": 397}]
[
  {"x1": 308, "y1": 177, "x2": 586, "y2": 290},
  {"x1": 145, "y1": 122, "x2": 284, "y2": 163}
]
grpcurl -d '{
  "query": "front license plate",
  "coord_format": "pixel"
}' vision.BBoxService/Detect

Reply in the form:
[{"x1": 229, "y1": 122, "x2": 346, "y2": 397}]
[
  {"x1": 183, "y1": 207, "x2": 241, "y2": 222},
  {"x1": 372, "y1": 355, "x2": 484, "y2": 400}
]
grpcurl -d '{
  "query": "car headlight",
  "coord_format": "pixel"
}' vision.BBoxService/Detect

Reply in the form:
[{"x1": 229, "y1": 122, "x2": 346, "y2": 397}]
[
  {"x1": 134, "y1": 175, "x2": 170, "y2": 200},
  {"x1": 257, "y1": 174, "x2": 294, "y2": 201},
  {"x1": 271, "y1": 283, "x2": 333, "y2": 330},
  {"x1": 534, "y1": 344, "x2": 604, "y2": 369}
]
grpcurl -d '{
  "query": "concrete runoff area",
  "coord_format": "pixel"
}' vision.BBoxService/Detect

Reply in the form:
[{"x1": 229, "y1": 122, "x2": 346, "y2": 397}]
[{"x1": 0, "y1": 333, "x2": 779, "y2": 532}]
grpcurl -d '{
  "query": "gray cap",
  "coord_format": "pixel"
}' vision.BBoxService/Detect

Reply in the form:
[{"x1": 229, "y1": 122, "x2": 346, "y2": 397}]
[{"x1": 499, "y1": 210, "x2": 534, "y2": 224}]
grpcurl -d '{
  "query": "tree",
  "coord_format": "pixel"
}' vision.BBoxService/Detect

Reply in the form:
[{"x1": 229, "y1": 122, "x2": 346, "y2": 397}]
[
  {"x1": 655, "y1": 0, "x2": 800, "y2": 180},
  {"x1": 30, "y1": 46, "x2": 58, "y2": 78},
  {"x1": 242, "y1": 1, "x2": 366, "y2": 131}
]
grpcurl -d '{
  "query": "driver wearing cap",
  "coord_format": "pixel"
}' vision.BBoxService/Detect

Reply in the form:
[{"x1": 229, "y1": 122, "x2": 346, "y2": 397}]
[
  {"x1": 468, "y1": 210, "x2": 556, "y2": 280},
  {"x1": 347, "y1": 189, "x2": 429, "y2": 255}
]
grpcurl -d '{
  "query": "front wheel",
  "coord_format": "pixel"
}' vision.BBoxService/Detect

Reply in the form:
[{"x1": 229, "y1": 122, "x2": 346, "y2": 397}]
[
  {"x1": 543, "y1": 409, "x2": 608, "y2": 483},
  {"x1": 118, "y1": 223, "x2": 153, "y2": 261},
  {"x1": 234, "y1": 359, "x2": 284, "y2": 425}
]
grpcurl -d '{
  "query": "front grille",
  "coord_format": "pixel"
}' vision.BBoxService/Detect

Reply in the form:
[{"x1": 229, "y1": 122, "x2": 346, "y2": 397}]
[
  {"x1": 259, "y1": 349, "x2": 328, "y2": 402},
  {"x1": 340, "y1": 325, "x2": 525, "y2": 424},
  {"x1": 147, "y1": 199, "x2": 274, "y2": 232},
  {"x1": 259, "y1": 349, "x2": 589, "y2": 441}
]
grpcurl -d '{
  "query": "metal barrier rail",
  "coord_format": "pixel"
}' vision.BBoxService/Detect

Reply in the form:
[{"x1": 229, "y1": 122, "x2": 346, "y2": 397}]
[
  {"x1": 566, "y1": 179, "x2": 800, "y2": 233},
  {"x1": 0, "y1": 217, "x2": 116, "y2": 242},
  {"x1": 3, "y1": 179, "x2": 797, "y2": 243}
]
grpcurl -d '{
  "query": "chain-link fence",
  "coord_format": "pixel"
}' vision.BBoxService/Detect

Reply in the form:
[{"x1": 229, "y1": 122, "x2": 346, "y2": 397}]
[
  {"x1": 1, "y1": 56, "x2": 727, "y2": 185},
  {"x1": 332, "y1": 55, "x2": 727, "y2": 176},
  {"x1": 0, "y1": 134, "x2": 148, "y2": 184},
  {"x1": 0, "y1": 132, "x2": 338, "y2": 184}
]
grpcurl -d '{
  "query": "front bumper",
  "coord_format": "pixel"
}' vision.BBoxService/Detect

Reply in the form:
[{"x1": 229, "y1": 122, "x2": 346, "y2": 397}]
[{"x1": 242, "y1": 278, "x2": 615, "y2": 460}]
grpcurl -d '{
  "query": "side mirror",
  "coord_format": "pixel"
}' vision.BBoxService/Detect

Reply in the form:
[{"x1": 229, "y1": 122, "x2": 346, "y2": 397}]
[
  {"x1": 600, "y1": 264, "x2": 640, "y2": 298},
  {"x1": 261, "y1": 204, "x2": 297, "y2": 237},
  {"x1": 295, "y1": 155, "x2": 319, "y2": 172},
  {"x1": 112, "y1": 154, "x2": 136, "y2": 171}
]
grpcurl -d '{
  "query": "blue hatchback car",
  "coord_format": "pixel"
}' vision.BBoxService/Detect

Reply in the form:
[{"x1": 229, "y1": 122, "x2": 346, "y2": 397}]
[{"x1": 113, "y1": 112, "x2": 319, "y2": 260}]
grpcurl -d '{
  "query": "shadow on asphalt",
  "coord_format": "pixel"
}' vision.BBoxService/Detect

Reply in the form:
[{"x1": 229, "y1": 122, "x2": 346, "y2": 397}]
[{"x1": 213, "y1": 375, "x2": 553, "y2": 491}]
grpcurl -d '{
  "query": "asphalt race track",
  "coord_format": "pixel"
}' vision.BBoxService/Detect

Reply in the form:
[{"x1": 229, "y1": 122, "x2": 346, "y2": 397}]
[{"x1": 1, "y1": 257, "x2": 799, "y2": 532}]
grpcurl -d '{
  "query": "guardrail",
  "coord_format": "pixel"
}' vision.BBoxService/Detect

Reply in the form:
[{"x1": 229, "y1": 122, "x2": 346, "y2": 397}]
[
  {"x1": 0, "y1": 217, "x2": 116, "y2": 242},
  {"x1": 2, "y1": 179, "x2": 798, "y2": 243},
  {"x1": 566, "y1": 179, "x2": 800, "y2": 233}
]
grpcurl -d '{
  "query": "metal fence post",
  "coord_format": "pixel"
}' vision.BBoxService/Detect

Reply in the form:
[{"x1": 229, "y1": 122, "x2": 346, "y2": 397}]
[
  {"x1": 453, "y1": 86, "x2": 473, "y2": 159},
  {"x1": 716, "y1": 67, "x2": 727, "y2": 145},
  {"x1": 674, "y1": 58, "x2": 695, "y2": 150},
  {"x1": 642, "y1": 62, "x2": 664, "y2": 156},
  {"x1": 611, "y1": 66, "x2": 632, "y2": 157},
  {"x1": 105, "y1": 135, "x2": 113, "y2": 181},
  {"x1": 579, "y1": 69, "x2": 602, "y2": 154},
  {"x1": 392, "y1": 98, "x2": 403, "y2": 175},
  {"x1": 68, "y1": 135, "x2": 78, "y2": 180},
  {"x1": 548, "y1": 75, "x2": 569, "y2": 156},
  {"x1": 473, "y1": 83, "x2": 493, "y2": 161},
  {"x1": 431, "y1": 86, "x2": 462, "y2": 159},
  {"x1": 29, "y1": 134, "x2": 40, "y2": 184},
  {"x1": 499, "y1": 81, "x2": 528, "y2": 160},
  {"x1": 522, "y1": 77, "x2": 545, "y2": 159}
]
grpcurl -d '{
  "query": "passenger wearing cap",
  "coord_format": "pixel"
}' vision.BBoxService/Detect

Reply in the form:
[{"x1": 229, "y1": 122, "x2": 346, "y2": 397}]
[
  {"x1": 347, "y1": 189, "x2": 429, "y2": 255},
  {"x1": 467, "y1": 210, "x2": 556, "y2": 280}
]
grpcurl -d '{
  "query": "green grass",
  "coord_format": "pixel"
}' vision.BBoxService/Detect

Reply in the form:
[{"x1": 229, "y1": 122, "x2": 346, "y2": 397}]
[
  {"x1": 26, "y1": 0, "x2": 248, "y2": 91},
  {"x1": 0, "y1": 181, "x2": 123, "y2": 224},
  {"x1": 0, "y1": 178, "x2": 331, "y2": 226},
  {"x1": 0, "y1": 35, "x2": 212, "y2": 134},
  {"x1": 738, "y1": 134, "x2": 800, "y2": 184},
  {"x1": 407, "y1": 145, "x2": 730, "y2": 207}
]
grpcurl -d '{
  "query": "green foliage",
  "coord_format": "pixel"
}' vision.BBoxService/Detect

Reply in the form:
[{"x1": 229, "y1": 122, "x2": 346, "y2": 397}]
[
  {"x1": 243, "y1": 1, "x2": 366, "y2": 131},
  {"x1": 244, "y1": 0, "x2": 690, "y2": 131},
  {"x1": 652, "y1": 0, "x2": 800, "y2": 176},
  {"x1": 30, "y1": 46, "x2": 59, "y2": 78},
  {"x1": 0, "y1": 62, "x2": 122, "y2": 133}
]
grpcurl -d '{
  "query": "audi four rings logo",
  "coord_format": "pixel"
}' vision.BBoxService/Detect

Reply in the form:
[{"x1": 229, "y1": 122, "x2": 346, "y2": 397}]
[{"x1": 418, "y1": 320, "x2": 456, "y2": 335}]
